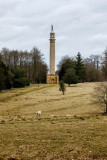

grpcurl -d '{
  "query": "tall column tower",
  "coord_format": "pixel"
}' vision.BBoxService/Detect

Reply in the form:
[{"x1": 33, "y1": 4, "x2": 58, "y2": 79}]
[
  {"x1": 47, "y1": 25, "x2": 59, "y2": 84},
  {"x1": 50, "y1": 25, "x2": 55, "y2": 75}
]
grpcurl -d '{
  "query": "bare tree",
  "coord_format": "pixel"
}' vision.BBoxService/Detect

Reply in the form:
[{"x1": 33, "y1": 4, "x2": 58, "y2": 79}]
[
  {"x1": 93, "y1": 82, "x2": 107, "y2": 114},
  {"x1": 84, "y1": 55, "x2": 102, "y2": 82},
  {"x1": 1, "y1": 48, "x2": 10, "y2": 67},
  {"x1": 102, "y1": 49, "x2": 107, "y2": 80},
  {"x1": 0, "y1": 47, "x2": 48, "y2": 84}
]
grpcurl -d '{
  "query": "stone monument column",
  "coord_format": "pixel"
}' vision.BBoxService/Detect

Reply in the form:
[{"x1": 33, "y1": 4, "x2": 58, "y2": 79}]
[
  {"x1": 50, "y1": 25, "x2": 55, "y2": 75},
  {"x1": 47, "y1": 25, "x2": 59, "y2": 84}
]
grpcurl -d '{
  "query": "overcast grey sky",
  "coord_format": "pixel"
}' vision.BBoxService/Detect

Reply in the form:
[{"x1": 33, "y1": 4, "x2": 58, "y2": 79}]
[{"x1": 0, "y1": 0, "x2": 107, "y2": 67}]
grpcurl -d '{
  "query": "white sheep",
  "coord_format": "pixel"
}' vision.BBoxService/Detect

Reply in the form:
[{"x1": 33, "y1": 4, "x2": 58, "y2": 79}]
[{"x1": 36, "y1": 111, "x2": 41, "y2": 116}]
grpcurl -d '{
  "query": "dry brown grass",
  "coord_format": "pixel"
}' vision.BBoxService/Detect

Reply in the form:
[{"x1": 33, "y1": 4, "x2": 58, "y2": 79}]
[{"x1": 0, "y1": 83, "x2": 107, "y2": 160}]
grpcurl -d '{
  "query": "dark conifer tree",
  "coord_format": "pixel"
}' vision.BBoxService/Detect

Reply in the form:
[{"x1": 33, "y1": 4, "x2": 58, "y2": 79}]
[{"x1": 75, "y1": 52, "x2": 86, "y2": 82}]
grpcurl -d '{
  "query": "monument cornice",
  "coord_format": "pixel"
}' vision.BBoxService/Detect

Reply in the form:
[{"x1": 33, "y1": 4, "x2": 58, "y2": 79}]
[{"x1": 49, "y1": 39, "x2": 56, "y2": 43}]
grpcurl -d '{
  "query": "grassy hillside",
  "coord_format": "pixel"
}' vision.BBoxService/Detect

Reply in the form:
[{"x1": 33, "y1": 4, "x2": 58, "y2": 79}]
[{"x1": 0, "y1": 83, "x2": 107, "y2": 160}]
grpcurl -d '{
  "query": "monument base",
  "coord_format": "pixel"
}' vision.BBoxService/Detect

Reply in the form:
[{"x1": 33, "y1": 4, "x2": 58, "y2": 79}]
[{"x1": 47, "y1": 75, "x2": 59, "y2": 84}]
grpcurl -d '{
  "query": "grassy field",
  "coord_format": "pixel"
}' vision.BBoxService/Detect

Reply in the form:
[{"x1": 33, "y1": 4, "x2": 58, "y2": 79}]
[{"x1": 0, "y1": 83, "x2": 107, "y2": 160}]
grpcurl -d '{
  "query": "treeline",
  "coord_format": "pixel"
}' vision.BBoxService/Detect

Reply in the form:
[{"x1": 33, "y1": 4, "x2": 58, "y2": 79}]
[
  {"x1": 0, "y1": 45, "x2": 107, "y2": 91},
  {"x1": 0, "y1": 47, "x2": 48, "y2": 91},
  {"x1": 57, "y1": 49, "x2": 107, "y2": 86}
]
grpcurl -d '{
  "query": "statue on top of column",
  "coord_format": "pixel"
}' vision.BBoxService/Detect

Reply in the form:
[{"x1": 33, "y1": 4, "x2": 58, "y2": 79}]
[{"x1": 51, "y1": 25, "x2": 53, "y2": 31}]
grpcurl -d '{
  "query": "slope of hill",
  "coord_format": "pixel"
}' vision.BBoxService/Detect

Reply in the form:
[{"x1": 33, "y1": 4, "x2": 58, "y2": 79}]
[{"x1": 0, "y1": 83, "x2": 107, "y2": 160}]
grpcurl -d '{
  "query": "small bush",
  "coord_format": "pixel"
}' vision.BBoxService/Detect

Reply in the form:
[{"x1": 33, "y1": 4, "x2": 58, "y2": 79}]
[
  {"x1": 13, "y1": 78, "x2": 30, "y2": 88},
  {"x1": 59, "y1": 80, "x2": 66, "y2": 95}
]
